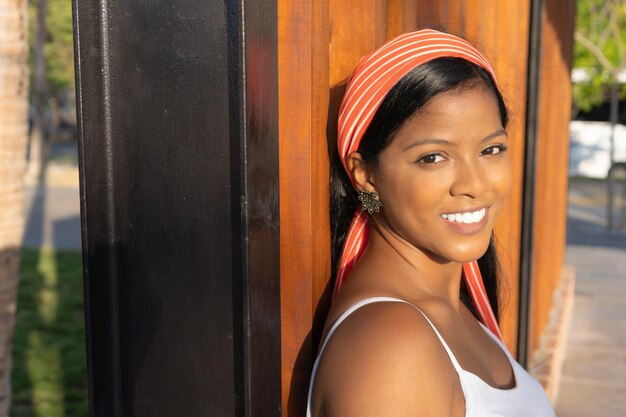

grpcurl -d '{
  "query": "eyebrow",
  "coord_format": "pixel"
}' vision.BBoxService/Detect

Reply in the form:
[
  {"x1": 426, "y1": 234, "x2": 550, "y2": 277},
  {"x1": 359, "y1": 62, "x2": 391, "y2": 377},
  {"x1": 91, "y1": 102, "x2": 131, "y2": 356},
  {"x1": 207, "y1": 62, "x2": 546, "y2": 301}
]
[{"x1": 402, "y1": 128, "x2": 508, "y2": 152}]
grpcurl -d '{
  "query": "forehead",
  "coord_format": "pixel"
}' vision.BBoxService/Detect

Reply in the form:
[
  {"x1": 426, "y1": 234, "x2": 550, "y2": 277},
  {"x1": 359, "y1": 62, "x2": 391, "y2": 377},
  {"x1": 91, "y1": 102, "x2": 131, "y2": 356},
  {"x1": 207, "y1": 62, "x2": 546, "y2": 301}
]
[{"x1": 393, "y1": 85, "x2": 502, "y2": 142}]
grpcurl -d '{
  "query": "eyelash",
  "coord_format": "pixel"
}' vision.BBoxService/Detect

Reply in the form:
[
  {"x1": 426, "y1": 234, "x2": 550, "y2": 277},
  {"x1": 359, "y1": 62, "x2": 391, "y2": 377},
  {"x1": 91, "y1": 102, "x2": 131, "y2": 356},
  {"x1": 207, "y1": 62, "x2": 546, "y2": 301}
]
[
  {"x1": 417, "y1": 153, "x2": 445, "y2": 164},
  {"x1": 481, "y1": 144, "x2": 508, "y2": 156},
  {"x1": 416, "y1": 144, "x2": 508, "y2": 165}
]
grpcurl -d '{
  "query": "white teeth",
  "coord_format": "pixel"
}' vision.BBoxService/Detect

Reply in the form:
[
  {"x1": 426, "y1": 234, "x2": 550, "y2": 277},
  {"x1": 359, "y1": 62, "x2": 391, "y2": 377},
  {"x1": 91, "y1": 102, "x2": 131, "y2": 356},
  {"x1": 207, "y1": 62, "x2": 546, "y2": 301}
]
[{"x1": 441, "y1": 208, "x2": 486, "y2": 224}]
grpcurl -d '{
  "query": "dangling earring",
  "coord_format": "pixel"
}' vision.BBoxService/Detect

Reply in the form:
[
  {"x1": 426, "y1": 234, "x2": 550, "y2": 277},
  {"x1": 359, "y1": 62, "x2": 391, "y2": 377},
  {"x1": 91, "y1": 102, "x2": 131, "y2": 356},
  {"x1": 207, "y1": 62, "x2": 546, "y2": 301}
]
[{"x1": 358, "y1": 190, "x2": 383, "y2": 215}]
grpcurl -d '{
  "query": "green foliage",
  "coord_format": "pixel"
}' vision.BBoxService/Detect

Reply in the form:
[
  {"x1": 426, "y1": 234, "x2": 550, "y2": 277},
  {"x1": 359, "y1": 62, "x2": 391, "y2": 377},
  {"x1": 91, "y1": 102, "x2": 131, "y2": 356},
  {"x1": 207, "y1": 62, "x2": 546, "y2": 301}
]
[
  {"x1": 29, "y1": 0, "x2": 75, "y2": 99},
  {"x1": 46, "y1": 0, "x2": 75, "y2": 96},
  {"x1": 574, "y1": 0, "x2": 626, "y2": 112},
  {"x1": 573, "y1": 70, "x2": 626, "y2": 113},
  {"x1": 11, "y1": 248, "x2": 87, "y2": 417}
]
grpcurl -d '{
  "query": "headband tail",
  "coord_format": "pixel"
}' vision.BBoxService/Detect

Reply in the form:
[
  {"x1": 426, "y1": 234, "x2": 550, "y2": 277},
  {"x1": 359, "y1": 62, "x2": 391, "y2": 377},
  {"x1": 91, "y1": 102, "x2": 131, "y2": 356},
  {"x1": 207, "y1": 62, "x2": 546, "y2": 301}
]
[
  {"x1": 463, "y1": 261, "x2": 503, "y2": 341},
  {"x1": 333, "y1": 210, "x2": 369, "y2": 298}
]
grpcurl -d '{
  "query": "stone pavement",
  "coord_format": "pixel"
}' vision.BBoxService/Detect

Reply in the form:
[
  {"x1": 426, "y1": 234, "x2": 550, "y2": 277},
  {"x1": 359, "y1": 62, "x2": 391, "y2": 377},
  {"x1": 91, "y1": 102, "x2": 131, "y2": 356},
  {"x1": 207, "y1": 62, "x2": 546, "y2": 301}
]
[{"x1": 555, "y1": 178, "x2": 626, "y2": 417}]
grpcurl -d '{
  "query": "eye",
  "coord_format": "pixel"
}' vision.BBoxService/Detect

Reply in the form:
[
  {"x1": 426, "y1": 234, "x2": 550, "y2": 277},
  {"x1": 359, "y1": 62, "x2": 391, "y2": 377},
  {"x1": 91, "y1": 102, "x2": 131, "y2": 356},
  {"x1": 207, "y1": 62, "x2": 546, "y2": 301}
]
[
  {"x1": 481, "y1": 144, "x2": 508, "y2": 156},
  {"x1": 417, "y1": 153, "x2": 446, "y2": 164}
]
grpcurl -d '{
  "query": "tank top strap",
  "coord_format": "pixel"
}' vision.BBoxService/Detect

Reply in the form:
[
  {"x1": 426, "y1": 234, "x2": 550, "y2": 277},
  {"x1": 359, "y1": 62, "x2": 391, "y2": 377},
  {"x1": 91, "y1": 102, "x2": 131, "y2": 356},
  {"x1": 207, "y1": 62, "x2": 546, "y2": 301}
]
[
  {"x1": 369, "y1": 297, "x2": 464, "y2": 372},
  {"x1": 307, "y1": 297, "x2": 464, "y2": 416}
]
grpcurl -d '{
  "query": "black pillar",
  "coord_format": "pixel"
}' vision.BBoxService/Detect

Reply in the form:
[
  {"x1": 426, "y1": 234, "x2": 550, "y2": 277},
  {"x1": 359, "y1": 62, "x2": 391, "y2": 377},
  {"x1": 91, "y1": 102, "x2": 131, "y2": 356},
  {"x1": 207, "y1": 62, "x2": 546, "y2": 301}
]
[
  {"x1": 72, "y1": 0, "x2": 280, "y2": 415},
  {"x1": 518, "y1": 0, "x2": 544, "y2": 367}
]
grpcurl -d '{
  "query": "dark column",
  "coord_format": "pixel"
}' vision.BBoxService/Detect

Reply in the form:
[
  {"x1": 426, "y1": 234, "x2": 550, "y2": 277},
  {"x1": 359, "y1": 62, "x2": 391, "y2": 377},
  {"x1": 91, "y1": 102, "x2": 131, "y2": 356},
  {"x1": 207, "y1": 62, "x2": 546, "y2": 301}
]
[
  {"x1": 72, "y1": 0, "x2": 280, "y2": 415},
  {"x1": 518, "y1": 0, "x2": 544, "y2": 366}
]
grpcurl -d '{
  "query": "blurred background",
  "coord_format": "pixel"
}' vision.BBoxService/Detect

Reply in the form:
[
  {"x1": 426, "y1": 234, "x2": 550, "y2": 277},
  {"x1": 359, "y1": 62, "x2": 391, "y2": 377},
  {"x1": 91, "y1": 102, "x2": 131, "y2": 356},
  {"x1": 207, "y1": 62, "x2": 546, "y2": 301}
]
[
  {"x1": 1, "y1": 0, "x2": 84, "y2": 416},
  {"x1": 0, "y1": 0, "x2": 624, "y2": 416}
]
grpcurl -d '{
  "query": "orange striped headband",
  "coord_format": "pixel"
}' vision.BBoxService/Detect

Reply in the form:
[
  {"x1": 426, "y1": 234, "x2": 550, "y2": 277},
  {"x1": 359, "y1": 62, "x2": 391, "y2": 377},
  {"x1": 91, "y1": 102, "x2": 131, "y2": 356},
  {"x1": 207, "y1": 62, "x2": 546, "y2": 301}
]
[{"x1": 335, "y1": 29, "x2": 502, "y2": 339}]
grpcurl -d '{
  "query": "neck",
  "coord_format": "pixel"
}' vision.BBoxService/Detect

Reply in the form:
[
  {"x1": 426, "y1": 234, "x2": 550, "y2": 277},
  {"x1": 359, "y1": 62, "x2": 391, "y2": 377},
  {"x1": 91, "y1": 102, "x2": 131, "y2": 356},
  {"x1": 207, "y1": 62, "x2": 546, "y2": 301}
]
[{"x1": 365, "y1": 217, "x2": 465, "y2": 311}]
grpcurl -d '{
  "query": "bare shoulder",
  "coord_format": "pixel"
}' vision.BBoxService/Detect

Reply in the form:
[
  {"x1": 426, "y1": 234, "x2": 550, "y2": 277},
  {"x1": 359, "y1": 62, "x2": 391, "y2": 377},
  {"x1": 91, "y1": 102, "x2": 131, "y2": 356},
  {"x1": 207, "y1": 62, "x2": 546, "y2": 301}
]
[{"x1": 312, "y1": 301, "x2": 465, "y2": 417}]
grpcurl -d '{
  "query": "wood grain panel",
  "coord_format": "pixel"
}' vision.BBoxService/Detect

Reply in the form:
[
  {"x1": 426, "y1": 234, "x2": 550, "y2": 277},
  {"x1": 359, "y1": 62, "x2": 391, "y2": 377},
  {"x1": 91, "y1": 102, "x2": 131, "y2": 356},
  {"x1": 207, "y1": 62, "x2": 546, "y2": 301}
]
[
  {"x1": 415, "y1": 0, "x2": 446, "y2": 28},
  {"x1": 278, "y1": 1, "x2": 331, "y2": 415},
  {"x1": 386, "y1": 0, "x2": 418, "y2": 38},
  {"x1": 488, "y1": 0, "x2": 531, "y2": 356},
  {"x1": 329, "y1": 0, "x2": 387, "y2": 86},
  {"x1": 462, "y1": 1, "x2": 482, "y2": 45},
  {"x1": 530, "y1": 0, "x2": 575, "y2": 352},
  {"x1": 387, "y1": 0, "x2": 405, "y2": 38}
]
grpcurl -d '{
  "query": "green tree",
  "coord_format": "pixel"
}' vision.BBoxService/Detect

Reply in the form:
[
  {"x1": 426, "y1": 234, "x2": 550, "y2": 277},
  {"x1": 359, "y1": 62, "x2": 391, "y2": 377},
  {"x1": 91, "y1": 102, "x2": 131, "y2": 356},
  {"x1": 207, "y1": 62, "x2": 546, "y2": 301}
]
[
  {"x1": 574, "y1": 0, "x2": 626, "y2": 112},
  {"x1": 574, "y1": 0, "x2": 626, "y2": 164},
  {"x1": 26, "y1": 0, "x2": 75, "y2": 180},
  {"x1": 43, "y1": 0, "x2": 75, "y2": 98}
]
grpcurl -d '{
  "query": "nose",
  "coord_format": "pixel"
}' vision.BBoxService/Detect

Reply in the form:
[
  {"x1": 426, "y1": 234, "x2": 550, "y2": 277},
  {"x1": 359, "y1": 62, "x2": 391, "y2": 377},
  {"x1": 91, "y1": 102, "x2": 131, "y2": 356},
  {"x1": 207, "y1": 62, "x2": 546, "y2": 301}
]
[{"x1": 450, "y1": 159, "x2": 489, "y2": 198}]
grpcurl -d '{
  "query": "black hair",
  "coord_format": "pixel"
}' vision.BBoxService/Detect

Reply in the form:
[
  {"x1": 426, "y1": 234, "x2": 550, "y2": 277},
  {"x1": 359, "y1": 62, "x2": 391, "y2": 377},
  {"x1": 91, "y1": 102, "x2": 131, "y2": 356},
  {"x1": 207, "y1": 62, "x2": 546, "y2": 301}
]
[{"x1": 330, "y1": 57, "x2": 508, "y2": 320}]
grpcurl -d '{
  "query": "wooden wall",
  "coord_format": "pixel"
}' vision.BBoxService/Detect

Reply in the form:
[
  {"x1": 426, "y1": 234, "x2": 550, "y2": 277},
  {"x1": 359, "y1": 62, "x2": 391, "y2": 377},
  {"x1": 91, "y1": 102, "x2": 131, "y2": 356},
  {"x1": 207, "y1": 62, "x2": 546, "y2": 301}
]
[
  {"x1": 530, "y1": 0, "x2": 576, "y2": 353},
  {"x1": 278, "y1": 2, "x2": 331, "y2": 415},
  {"x1": 278, "y1": 1, "x2": 574, "y2": 415}
]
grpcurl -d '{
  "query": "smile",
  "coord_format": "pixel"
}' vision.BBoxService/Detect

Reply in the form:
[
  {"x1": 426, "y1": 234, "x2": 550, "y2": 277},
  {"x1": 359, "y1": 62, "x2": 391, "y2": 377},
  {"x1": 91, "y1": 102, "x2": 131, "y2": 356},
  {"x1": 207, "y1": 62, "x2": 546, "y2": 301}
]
[{"x1": 441, "y1": 208, "x2": 487, "y2": 224}]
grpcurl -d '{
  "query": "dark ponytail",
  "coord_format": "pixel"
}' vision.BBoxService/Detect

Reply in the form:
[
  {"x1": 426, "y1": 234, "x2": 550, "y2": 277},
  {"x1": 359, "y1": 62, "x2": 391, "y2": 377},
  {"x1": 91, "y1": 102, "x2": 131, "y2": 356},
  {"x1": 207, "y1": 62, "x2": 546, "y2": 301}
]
[{"x1": 330, "y1": 57, "x2": 508, "y2": 320}]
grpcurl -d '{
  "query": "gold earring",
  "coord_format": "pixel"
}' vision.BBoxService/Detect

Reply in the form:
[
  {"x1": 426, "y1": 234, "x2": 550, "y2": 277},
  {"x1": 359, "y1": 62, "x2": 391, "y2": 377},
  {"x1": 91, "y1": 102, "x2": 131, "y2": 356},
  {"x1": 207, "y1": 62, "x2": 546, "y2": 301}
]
[{"x1": 358, "y1": 190, "x2": 383, "y2": 215}]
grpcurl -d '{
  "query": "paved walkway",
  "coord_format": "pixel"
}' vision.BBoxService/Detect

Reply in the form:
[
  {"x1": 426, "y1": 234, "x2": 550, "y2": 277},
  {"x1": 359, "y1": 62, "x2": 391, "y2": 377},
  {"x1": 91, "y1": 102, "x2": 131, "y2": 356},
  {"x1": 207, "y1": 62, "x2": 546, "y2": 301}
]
[
  {"x1": 22, "y1": 142, "x2": 81, "y2": 250},
  {"x1": 555, "y1": 178, "x2": 626, "y2": 417},
  {"x1": 22, "y1": 181, "x2": 81, "y2": 250}
]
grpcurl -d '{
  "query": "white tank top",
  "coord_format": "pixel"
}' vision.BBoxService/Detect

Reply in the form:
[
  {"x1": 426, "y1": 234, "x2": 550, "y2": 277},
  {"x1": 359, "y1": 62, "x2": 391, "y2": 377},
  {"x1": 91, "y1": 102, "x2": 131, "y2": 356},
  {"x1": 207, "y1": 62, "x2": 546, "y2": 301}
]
[{"x1": 307, "y1": 297, "x2": 555, "y2": 417}]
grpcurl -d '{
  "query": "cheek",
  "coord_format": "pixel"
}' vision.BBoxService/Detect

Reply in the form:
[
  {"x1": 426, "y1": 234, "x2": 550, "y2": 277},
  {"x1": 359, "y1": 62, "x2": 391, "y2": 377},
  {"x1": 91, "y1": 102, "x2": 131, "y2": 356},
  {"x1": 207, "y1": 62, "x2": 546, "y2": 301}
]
[
  {"x1": 377, "y1": 169, "x2": 447, "y2": 223},
  {"x1": 495, "y1": 158, "x2": 513, "y2": 197},
  {"x1": 483, "y1": 155, "x2": 513, "y2": 196}
]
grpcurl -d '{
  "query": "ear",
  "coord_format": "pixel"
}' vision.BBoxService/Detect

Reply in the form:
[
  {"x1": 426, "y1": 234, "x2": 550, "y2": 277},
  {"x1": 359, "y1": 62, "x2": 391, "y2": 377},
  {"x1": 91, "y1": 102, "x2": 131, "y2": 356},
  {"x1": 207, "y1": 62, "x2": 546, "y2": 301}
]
[{"x1": 346, "y1": 152, "x2": 377, "y2": 192}]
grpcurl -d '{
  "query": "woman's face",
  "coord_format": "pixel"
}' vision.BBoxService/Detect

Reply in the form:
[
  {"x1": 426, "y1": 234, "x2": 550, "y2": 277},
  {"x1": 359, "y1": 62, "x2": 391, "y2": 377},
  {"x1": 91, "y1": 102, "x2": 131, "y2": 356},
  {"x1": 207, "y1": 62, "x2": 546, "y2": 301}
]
[{"x1": 367, "y1": 83, "x2": 512, "y2": 264}]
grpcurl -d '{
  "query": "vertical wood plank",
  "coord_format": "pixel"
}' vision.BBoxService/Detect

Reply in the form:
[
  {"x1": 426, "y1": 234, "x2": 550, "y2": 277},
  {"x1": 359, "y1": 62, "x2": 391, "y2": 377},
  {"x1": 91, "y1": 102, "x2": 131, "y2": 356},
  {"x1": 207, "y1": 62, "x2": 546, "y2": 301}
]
[
  {"x1": 387, "y1": 0, "x2": 418, "y2": 38},
  {"x1": 403, "y1": 0, "x2": 419, "y2": 32},
  {"x1": 278, "y1": 1, "x2": 331, "y2": 415},
  {"x1": 530, "y1": 0, "x2": 575, "y2": 351},
  {"x1": 445, "y1": 1, "x2": 464, "y2": 36},
  {"x1": 416, "y1": 0, "x2": 451, "y2": 30},
  {"x1": 329, "y1": 0, "x2": 387, "y2": 86},
  {"x1": 489, "y1": 0, "x2": 531, "y2": 355},
  {"x1": 387, "y1": 0, "x2": 405, "y2": 38}
]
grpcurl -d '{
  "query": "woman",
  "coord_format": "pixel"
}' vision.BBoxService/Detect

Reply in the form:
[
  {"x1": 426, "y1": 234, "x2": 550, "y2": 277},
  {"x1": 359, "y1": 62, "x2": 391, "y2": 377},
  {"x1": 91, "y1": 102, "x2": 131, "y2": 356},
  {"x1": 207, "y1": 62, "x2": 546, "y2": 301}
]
[{"x1": 307, "y1": 29, "x2": 555, "y2": 417}]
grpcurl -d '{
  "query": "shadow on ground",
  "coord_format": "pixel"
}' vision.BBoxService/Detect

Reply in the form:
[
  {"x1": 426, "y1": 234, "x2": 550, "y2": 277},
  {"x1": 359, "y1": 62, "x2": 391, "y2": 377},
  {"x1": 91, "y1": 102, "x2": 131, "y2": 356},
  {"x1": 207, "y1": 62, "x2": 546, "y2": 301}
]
[
  {"x1": 12, "y1": 154, "x2": 86, "y2": 417},
  {"x1": 566, "y1": 178, "x2": 626, "y2": 249}
]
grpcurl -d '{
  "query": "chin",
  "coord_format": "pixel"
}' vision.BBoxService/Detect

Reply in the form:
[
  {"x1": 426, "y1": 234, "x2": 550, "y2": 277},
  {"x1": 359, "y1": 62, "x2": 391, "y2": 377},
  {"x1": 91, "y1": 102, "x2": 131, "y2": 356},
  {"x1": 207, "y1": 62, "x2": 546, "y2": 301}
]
[{"x1": 444, "y1": 238, "x2": 492, "y2": 264}]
